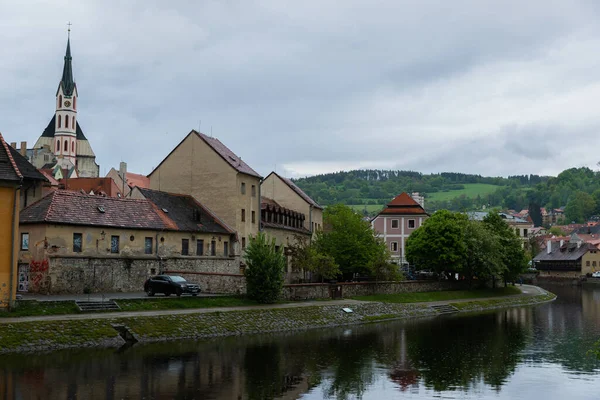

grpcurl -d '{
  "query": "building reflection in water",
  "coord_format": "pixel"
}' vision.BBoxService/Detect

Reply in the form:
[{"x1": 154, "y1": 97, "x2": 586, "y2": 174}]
[{"x1": 2, "y1": 285, "x2": 600, "y2": 399}]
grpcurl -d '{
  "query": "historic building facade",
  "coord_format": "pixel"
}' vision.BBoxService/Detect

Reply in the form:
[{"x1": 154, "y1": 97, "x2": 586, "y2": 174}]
[{"x1": 30, "y1": 36, "x2": 99, "y2": 178}]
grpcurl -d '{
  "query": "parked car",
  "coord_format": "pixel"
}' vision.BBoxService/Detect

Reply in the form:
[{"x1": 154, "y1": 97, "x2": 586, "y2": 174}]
[
  {"x1": 144, "y1": 275, "x2": 201, "y2": 297},
  {"x1": 592, "y1": 271, "x2": 600, "y2": 278}
]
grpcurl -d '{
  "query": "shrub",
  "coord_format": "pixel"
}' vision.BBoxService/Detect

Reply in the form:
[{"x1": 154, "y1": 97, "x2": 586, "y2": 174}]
[{"x1": 244, "y1": 232, "x2": 286, "y2": 303}]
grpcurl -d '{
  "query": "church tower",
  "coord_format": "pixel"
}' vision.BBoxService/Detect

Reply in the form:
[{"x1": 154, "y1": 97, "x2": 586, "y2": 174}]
[
  {"x1": 54, "y1": 36, "x2": 78, "y2": 165},
  {"x1": 32, "y1": 29, "x2": 100, "y2": 178}
]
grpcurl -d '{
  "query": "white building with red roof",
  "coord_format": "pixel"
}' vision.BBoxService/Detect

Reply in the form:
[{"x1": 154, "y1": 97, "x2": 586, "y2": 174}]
[{"x1": 371, "y1": 192, "x2": 429, "y2": 264}]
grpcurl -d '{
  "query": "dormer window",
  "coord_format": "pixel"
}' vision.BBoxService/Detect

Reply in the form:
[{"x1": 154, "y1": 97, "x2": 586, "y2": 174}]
[{"x1": 97, "y1": 206, "x2": 105, "y2": 213}]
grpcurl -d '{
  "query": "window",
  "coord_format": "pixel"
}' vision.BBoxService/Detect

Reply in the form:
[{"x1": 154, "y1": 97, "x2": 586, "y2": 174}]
[
  {"x1": 587, "y1": 261, "x2": 591, "y2": 266},
  {"x1": 72, "y1": 116, "x2": 75, "y2": 128},
  {"x1": 391, "y1": 219, "x2": 399, "y2": 229},
  {"x1": 408, "y1": 219, "x2": 415, "y2": 229},
  {"x1": 251, "y1": 185, "x2": 256, "y2": 197},
  {"x1": 71, "y1": 141, "x2": 75, "y2": 152},
  {"x1": 58, "y1": 95, "x2": 62, "y2": 108},
  {"x1": 210, "y1": 240, "x2": 216, "y2": 256},
  {"x1": 196, "y1": 239, "x2": 204, "y2": 256},
  {"x1": 73, "y1": 233, "x2": 82, "y2": 253},
  {"x1": 65, "y1": 116, "x2": 69, "y2": 128},
  {"x1": 390, "y1": 242, "x2": 398, "y2": 252},
  {"x1": 73, "y1": 96, "x2": 76, "y2": 110},
  {"x1": 223, "y1": 241, "x2": 229, "y2": 257},
  {"x1": 241, "y1": 182, "x2": 246, "y2": 194},
  {"x1": 252, "y1": 211, "x2": 256, "y2": 223},
  {"x1": 145, "y1": 237, "x2": 153, "y2": 254},
  {"x1": 110, "y1": 235, "x2": 120, "y2": 253},
  {"x1": 181, "y1": 239, "x2": 189, "y2": 255},
  {"x1": 523, "y1": 229, "x2": 528, "y2": 237},
  {"x1": 594, "y1": 261, "x2": 597, "y2": 267},
  {"x1": 242, "y1": 237, "x2": 246, "y2": 249},
  {"x1": 64, "y1": 140, "x2": 68, "y2": 151},
  {"x1": 58, "y1": 115, "x2": 62, "y2": 128},
  {"x1": 21, "y1": 233, "x2": 29, "y2": 250},
  {"x1": 241, "y1": 209, "x2": 246, "y2": 222}
]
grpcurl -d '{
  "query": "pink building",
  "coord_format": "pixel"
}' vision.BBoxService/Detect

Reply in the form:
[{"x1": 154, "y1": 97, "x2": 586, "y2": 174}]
[{"x1": 371, "y1": 192, "x2": 429, "y2": 264}]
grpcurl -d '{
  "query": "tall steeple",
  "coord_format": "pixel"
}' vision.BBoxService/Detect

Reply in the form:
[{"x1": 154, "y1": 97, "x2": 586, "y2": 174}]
[{"x1": 53, "y1": 26, "x2": 78, "y2": 166}]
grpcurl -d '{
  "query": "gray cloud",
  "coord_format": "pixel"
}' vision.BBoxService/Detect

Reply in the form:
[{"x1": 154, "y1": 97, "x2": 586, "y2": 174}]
[{"x1": 2, "y1": 1, "x2": 600, "y2": 179}]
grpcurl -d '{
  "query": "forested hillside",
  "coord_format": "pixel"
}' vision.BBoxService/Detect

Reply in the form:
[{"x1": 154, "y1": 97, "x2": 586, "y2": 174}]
[{"x1": 292, "y1": 167, "x2": 600, "y2": 223}]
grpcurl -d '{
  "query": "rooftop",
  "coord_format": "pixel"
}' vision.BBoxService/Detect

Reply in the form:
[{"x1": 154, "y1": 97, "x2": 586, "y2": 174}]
[
  {"x1": 0, "y1": 132, "x2": 22, "y2": 182},
  {"x1": 376, "y1": 192, "x2": 428, "y2": 216},
  {"x1": 267, "y1": 172, "x2": 323, "y2": 210}
]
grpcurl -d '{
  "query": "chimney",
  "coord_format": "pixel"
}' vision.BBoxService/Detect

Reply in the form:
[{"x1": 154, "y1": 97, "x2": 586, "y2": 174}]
[
  {"x1": 119, "y1": 162, "x2": 127, "y2": 180},
  {"x1": 547, "y1": 240, "x2": 552, "y2": 254},
  {"x1": 10, "y1": 142, "x2": 16, "y2": 149},
  {"x1": 560, "y1": 239, "x2": 564, "y2": 247},
  {"x1": 20, "y1": 141, "x2": 27, "y2": 156}
]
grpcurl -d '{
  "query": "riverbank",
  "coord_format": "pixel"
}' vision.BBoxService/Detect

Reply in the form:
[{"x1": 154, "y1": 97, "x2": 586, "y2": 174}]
[{"x1": 0, "y1": 286, "x2": 556, "y2": 354}]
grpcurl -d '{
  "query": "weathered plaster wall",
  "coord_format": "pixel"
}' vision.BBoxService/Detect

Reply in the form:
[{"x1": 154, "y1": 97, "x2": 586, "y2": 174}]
[{"x1": 0, "y1": 186, "x2": 19, "y2": 309}]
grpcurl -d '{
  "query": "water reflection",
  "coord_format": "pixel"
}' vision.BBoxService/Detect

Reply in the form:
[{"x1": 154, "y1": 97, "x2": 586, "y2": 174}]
[{"x1": 2, "y1": 284, "x2": 600, "y2": 399}]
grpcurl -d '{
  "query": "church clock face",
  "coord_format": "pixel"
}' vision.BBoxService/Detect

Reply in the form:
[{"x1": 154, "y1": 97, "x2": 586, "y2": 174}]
[{"x1": 64, "y1": 100, "x2": 71, "y2": 107}]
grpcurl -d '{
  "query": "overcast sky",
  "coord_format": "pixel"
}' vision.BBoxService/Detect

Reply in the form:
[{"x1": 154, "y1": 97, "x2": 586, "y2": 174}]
[{"x1": 2, "y1": 1, "x2": 600, "y2": 179}]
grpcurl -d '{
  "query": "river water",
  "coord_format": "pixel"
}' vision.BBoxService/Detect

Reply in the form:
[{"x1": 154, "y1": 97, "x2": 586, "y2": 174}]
[{"x1": 1, "y1": 284, "x2": 600, "y2": 400}]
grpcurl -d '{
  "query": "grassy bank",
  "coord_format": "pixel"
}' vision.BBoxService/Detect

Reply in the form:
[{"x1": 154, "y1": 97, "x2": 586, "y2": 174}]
[{"x1": 352, "y1": 286, "x2": 521, "y2": 303}]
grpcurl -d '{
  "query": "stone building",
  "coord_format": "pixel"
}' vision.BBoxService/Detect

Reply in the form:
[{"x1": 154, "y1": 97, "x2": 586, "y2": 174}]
[
  {"x1": 534, "y1": 239, "x2": 600, "y2": 279},
  {"x1": 371, "y1": 192, "x2": 429, "y2": 265},
  {"x1": 18, "y1": 190, "x2": 237, "y2": 294},
  {"x1": 148, "y1": 130, "x2": 262, "y2": 255},
  {"x1": 30, "y1": 35, "x2": 99, "y2": 177},
  {"x1": 0, "y1": 133, "x2": 23, "y2": 309},
  {"x1": 261, "y1": 171, "x2": 323, "y2": 236}
]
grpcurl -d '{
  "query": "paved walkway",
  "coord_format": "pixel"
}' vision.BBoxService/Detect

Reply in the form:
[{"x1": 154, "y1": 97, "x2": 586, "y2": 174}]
[
  {"x1": 1, "y1": 284, "x2": 548, "y2": 325},
  {"x1": 18, "y1": 291, "x2": 222, "y2": 302}
]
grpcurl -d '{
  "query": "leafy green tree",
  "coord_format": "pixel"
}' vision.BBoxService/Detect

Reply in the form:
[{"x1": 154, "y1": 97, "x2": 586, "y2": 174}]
[
  {"x1": 314, "y1": 204, "x2": 386, "y2": 279},
  {"x1": 463, "y1": 220, "x2": 503, "y2": 287},
  {"x1": 405, "y1": 210, "x2": 468, "y2": 277},
  {"x1": 482, "y1": 212, "x2": 528, "y2": 285},
  {"x1": 367, "y1": 239, "x2": 402, "y2": 281},
  {"x1": 548, "y1": 226, "x2": 567, "y2": 236},
  {"x1": 288, "y1": 235, "x2": 340, "y2": 282},
  {"x1": 528, "y1": 202, "x2": 543, "y2": 227},
  {"x1": 244, "y1": 232, "x2": 286, "y2": 303},
  {"x1": 565, "y1": 191, "x2": 596, "y2": 223}
]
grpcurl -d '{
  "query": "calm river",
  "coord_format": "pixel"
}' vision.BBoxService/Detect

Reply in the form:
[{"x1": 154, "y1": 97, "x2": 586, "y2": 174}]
[{"x1": 2, "y1": 284, "x2": 600, "y2": 399}]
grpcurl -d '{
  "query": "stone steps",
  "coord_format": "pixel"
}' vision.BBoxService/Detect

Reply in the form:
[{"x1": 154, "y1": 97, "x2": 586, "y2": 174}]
[
  {"x1": 76, "y1": 300, "x2": 121, "y2": 312},
  {"x1": 430, "y1": 304, "x2": 459, "y2": 314}
]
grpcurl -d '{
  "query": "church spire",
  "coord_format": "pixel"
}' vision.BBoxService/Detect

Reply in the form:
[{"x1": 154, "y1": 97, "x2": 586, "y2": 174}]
[{"x1": 61, "y1": 25, "x2": 75, "y2": 96}]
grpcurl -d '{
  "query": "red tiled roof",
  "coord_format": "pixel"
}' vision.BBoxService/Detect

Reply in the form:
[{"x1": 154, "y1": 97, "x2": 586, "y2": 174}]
[
  {"x1": 125, "y1": 172, "x2": 150, "y2": 189},
  {"x1": 269, "y1": 172, "x2": 323, "y2": 210},
  {"x1": 20, "y1": 190, "x2": 168, "y2": 230},
  {"x1": 63, "y1": 177, "x2": 122, "y2": 197},
  {"x1": 0, "y1": 132, "x2": 22, "y2": 182},
  {"x1": 377, "y1": 192, "x2": 428, "y2": 216},
  {"x1": 39, "y1": 170, "x2": 60, "y2": 186},
  {"x1": 196, "y1": 131, "x2": 261, "y2": 178}
]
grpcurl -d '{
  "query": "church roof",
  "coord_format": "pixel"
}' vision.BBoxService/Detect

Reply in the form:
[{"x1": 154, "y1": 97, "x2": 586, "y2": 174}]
[
  {"x1": 40, "y1": 115, "x2": 87, "y2": 140},
  {"x1": 59, "y1": 38, "x2": 76, "y2": 96}
]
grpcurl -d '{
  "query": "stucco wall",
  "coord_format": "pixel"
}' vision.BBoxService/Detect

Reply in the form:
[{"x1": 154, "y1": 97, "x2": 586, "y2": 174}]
[
  {"x1": 582, "y1": 250, "x2": 600, "y2": 275},
  {"x1": 0, "y1": 186, "x2": 19, "y2": 309}
]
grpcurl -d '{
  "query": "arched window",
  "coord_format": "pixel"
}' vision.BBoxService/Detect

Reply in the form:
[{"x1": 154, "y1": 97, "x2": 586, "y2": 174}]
[
  {"x1": 64, "y1": 140, "x2": 68, "y2": 151},
  {"x1": 72, "y1": 116, "x2": 75, "y2": 128},
  {"x1": 58, "y1": 115, "x2": 62, "y2": 128},
  {"x1": 58, "y1": 95, "x2": 62, "y2": 108},
  {"x1": 65, "y1": 116, "x2": 69, "y2": 128},
  {"x1": 73, "y1": 96, "x2": 76, "y2": 110},
  {"x1": 56, "y1": 140, "x2": 60, "y2": 152},
  {"x1": 72, "y1": 141, "x2": 75, "y2": 152}
]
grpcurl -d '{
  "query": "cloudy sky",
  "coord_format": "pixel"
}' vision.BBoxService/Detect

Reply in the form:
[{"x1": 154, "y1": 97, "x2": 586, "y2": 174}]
[{"x1": 1, "y1": 1, "x2": 600, "y2": 179}]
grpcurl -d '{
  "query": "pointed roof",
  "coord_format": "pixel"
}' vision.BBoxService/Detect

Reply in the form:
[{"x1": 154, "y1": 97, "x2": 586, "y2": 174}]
[
  {"x1": 265, "y1": 171, "x2": 323, "y2": 209},
  {"x1": 6, "y1": 144, "x2": 46, "y2": 182},
  {"x1": 378, "y1": 192, "x2": 428, "y2": 216},
  {"x1": 0, "y1": 132, "x2": 22, "y2": 182},
  {"x1": 59, "y1": 38, "x2": 76, "y2": 96},
  {"x1": 40, "y1": 115, "x2": 87, "y2": 140}
]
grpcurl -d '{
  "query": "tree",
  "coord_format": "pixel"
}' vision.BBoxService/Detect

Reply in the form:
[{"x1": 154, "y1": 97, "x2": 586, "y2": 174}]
[
  {"x1": 367, "y1": 238, "x2": 402, "y2": 281},
  {"x1": 482, "y1": 212, "x2": 528, "y2": 285},
  {"x1": 288, "y1": 235, "x2": 340, "y2": 282},
  {"x1": 314, "y1": 204, "x2": 387, "y2": 279},
  {"x1": 565, "y1": 191, "x2": 596, "y2": 223},
  {"x1": 244, "y1": 232, "x2": 286, "y2": 303},
  {"x1": 462, "y1": 220, "x2": 503, "y2": 287},
  {"x1": 548, "y1": 226, "x2": 567, "y2": 236},
  {"x1": 405, "y1": 210, "x2": 468, "y2": 277},
  {"x1": 528, "y1": 203, "x2": 543, "y2": 227}
]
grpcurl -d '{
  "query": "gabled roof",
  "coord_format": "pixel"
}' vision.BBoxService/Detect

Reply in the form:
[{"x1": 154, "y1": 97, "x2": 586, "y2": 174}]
[
  {"x1": 136, "y1": 187, "x2": 234, "y2": 234},
  {"x1": 377, "y1": 192, "x2": 428, "y2": 216},
  {"x1": 148, "y1": 130, "x2": 261, "y2": 179},
  {"x1": 533, "y1": 242, "x2": 595, "y2": 262},
  {"x1": 125, "y1": 172, "x2": 150, "y2": 189},
  {"x1": 20, "y1": 190, "x2": 168, "y2": 230},
  {"x1": 0, "y1": 132, "x2": 22, "y2": 182},
  {"x1": 7, "y1": 145, "x2": 47, "y2": 182},
  {"x1": 63, "y1": 177, "x2": 122, "y2": 198},
  {"x1": 266, "y1": 172, "x2": 323, "y2": 210},
  {"x1": 40, "y1": 115, "x2": 87, "y2": 140}
]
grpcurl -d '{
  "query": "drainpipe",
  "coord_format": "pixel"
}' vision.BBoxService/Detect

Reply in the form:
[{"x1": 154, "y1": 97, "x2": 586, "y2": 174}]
[
  {"x1": 9, "y1": 181, "x2": 22, "y2": 310},
  {"x1": 258, "y1": 179, "x2": 262, "y2": 233},
  {"x1": 309, "y1": 205, "x2": 313, "y2": 238}
]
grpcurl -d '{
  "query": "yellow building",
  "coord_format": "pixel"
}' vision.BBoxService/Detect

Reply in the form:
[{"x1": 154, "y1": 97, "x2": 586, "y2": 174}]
[
  {"x1": 0, "y1": 133, "x2": 22, "y2": 310},
  {"x1": 148, "y1": 130, "x2": 262, "y2": 256}
]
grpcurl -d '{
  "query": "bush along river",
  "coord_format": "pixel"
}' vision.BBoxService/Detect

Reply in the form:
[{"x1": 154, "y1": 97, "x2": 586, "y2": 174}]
[{"x1": 0, "y1": 284, "x2": 598, "y2": 399}]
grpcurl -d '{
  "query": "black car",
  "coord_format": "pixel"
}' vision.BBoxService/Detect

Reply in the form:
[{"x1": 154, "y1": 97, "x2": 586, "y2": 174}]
[{"x1": 144, "y1": 275, "x2": 201, "y2": 297}]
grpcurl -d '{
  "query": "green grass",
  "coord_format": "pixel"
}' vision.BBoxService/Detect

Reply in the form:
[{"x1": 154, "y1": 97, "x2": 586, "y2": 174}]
[
  {"x1": 351, "y1": 286, "x2": 522, "y2": 303},
  {"x1": 115, "y1": 296, "x2": 260, "y2": 311},
  {"x1": 0, "y1": 301, "x2": 81, "y2": 318},
  {"x1": 348, "y1": 204, "x2": 384, "y2": 213},
  {"x1": 426, "y1": 183, "x2": 501, "y2": 202}
]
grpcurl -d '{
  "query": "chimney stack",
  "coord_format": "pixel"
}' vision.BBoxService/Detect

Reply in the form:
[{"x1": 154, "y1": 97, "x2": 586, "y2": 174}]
[
  {"x1": 10, "y1": 142, "x2": 16, "y2": 149},
  {"x1": 560, "y1": 239, "x2": 564, "y2": 247},
  {"x1": 547, "y1": 240, "x2": 552, "y2": 254},
  {"x1": 119, "y1": 162, "x2": 127, "y2": 179},
  {"x1": 20, "y1": 141, "x2": 27, "y2": 157}
]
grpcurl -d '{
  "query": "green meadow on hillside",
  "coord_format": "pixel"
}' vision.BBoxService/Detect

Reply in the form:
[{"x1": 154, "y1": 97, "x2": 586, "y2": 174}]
[{"x1": 426, "y1": 183, "x2": 502, "y2": 202}]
